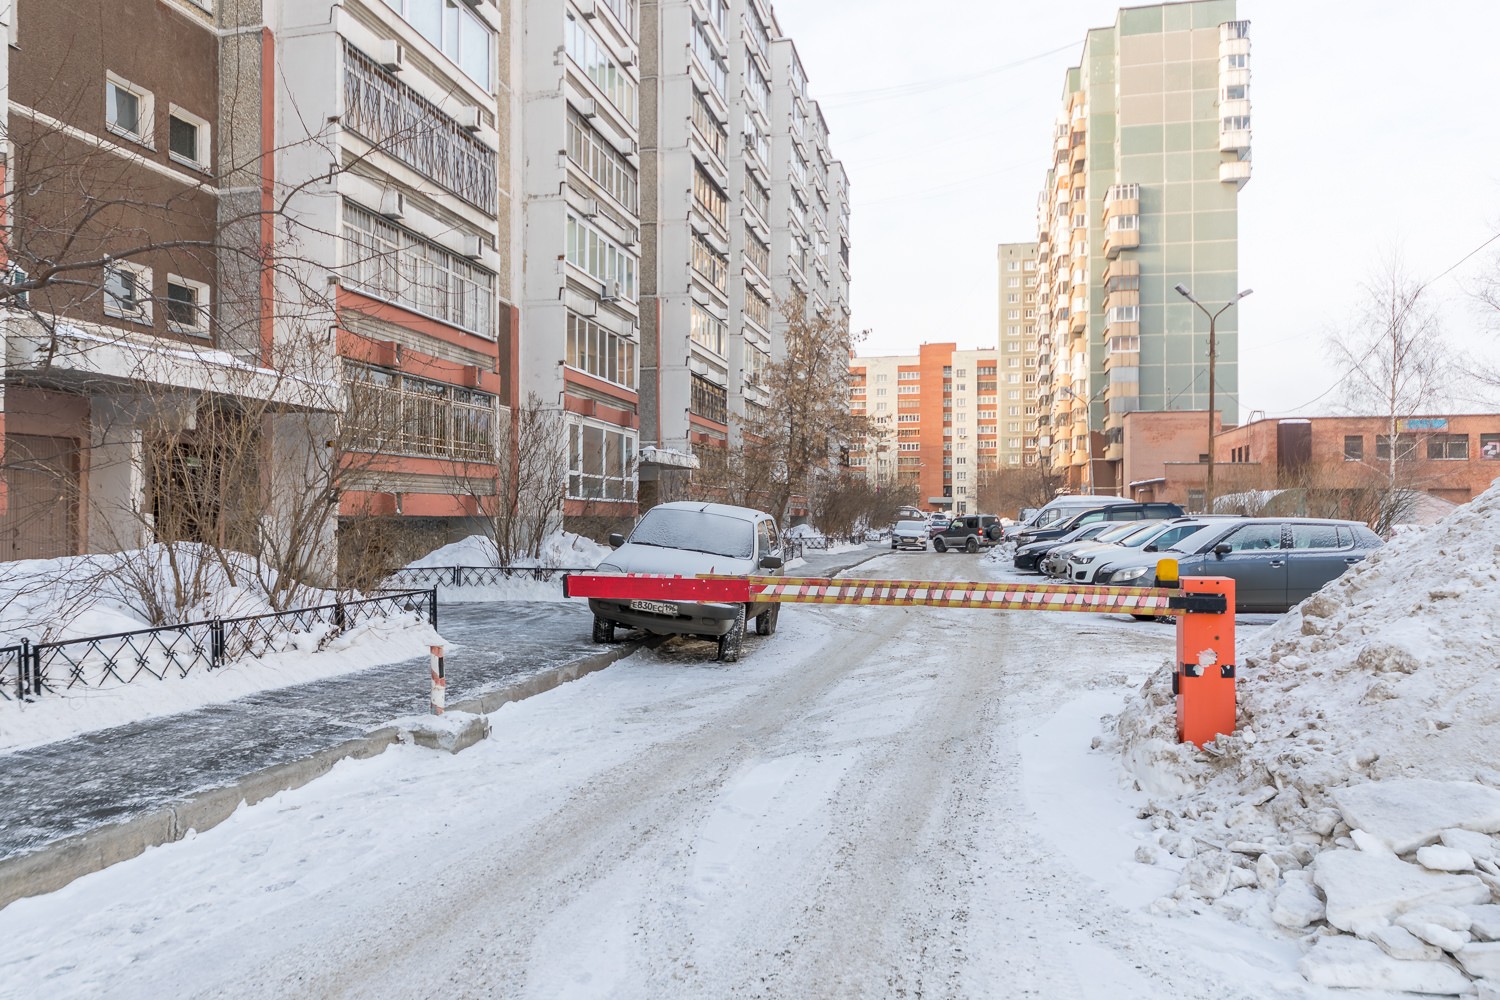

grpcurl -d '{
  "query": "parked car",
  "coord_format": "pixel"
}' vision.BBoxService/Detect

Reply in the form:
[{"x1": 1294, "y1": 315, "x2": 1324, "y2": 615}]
[
  {"x1": 1010, "y1": 501, "x2": 1185, "y2": 548},
  {"x1": 1070, "y1": 516, "x2": 1242, "y2": 584},
  {"x1": 925, "y1": 513, "x2": 952, "y2": 538},
  {"x1": 1013, "y1": 521, "x2": 1119, "y2": 572},
  {"x1": 932, "y1": 514, "x2": 1004, "y2": 553},
  {"x1": 586, "y1": 501, "x2": 785, "y2": 662},
  {"x1": 1039, "y1": 521, "x2": 1158, "y2": 578},
  {"x1": 1096, "y1": 517, "x2": 1384, "y2": 614},
  {"x1": 890, "y1": 520, "x2": 929, "y2": 551},
  {"x1": 1021, "y1": 494, "x2": 1135, "y2": 531}
]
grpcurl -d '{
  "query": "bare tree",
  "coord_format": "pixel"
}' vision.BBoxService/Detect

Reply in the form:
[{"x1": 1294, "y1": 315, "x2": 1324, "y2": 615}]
[
  {"x1": 976, "y1": 462, "x2": 1063, "y2": 520},
  {"x1": 1327, "y1": 255, "x2": 1457, "y2": 533},
  {"x1": 740, "y1": 297, "x2": 871, "y2": 525}
]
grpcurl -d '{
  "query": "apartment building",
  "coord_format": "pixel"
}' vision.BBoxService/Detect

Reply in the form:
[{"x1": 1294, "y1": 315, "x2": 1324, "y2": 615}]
[
  {"x1": 279, "y1": 0, "x2": 514, "y2": 565},
  {"x1": 0, "y1": 0, "x2": 282, "y2": 560},
  {"x1": 1033, "y1": 0, "x2": 1251, "y2": 495},
  {"x1": 519, "y1": 0, "x2": 642, "y2": 535},
  {"x1": 996, "y1": 242, "x2": 1040, "y2": 469},
  {"x1": 636, "y1": 0, "x2": 850, "y2": 508},
  {"x1": 850, "y1": 343, "x2": 1000, "y2": 515}
]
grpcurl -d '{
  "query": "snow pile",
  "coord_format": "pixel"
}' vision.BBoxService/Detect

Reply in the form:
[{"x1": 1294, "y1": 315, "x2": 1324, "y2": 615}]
[
  {"x1": 0, "y1": 545, "x2": 339, "y2": 645},
  {"x1": 402, "y1": 531, "x2": 615, "y2": 603},
  {"x1": 1111, "y1": 478, "x2": 1500, "y2": 994}
]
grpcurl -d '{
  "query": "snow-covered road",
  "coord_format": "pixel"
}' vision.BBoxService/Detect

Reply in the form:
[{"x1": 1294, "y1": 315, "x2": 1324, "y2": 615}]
[{"x1": 0, "y1": 551, "x2": 1308, "y2": 999}]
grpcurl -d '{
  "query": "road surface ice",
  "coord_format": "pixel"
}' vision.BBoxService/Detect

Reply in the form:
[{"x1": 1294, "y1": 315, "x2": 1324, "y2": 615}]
[{"x1": 0, "y1": 550, "x2": 1335, "y2": 998}]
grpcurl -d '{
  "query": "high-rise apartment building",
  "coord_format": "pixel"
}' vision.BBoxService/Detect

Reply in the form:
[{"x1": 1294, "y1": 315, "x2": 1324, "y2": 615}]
[
  {"x1": 636, "y1": 0, "x2": 849, "y2": 509},
  {"x1": 850, "y1": 344, "x2": 1000, "y2": 515},
  {"x1": 996, "y1": 242, "x2": 1040, "y2": 469},
  {"x1": 1033, "y1": 0, "x2": 1250, "y2": 494}
]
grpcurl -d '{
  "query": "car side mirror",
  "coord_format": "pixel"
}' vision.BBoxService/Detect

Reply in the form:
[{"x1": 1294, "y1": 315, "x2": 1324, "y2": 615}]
[
  {"x1": 759, "y1": 555, "x2": 783, "y2": 570},
  {"x1": 1213, "y1": 542, "x2": 1232, "y2": 558},
  {"x1": 608, "y1": 532, "x2": 625, "y2": 549},
  {"x1": 1144, "y1": 544, "x2": 1158, "y2": 552}
]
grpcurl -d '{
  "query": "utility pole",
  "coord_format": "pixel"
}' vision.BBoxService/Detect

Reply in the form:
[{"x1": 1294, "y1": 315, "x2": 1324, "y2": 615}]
[{"x1": 1174, "y1": 285, "x2": 1252, "y2": 512}]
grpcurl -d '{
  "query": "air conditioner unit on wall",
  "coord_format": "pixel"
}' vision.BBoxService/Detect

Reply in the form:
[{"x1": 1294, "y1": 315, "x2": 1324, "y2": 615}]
[
  {"x1": 600, "y1": 279, "x2": 621, "y2": 302},
  {"x1": 457, "y1": 234, "x2": 485, "y2": 260},
  {"x1": 373, "y1": 39, "x2": 405, "y2": 73},
  {"x1": 454, "y1": 105, "x2": 483, "y2": 133},
  {"x1": 378, "y1": 189, "x2": 406, "y2": 220},
  {"x1": 581, "y1": 198, "x2": 600, "y2": 218},
  {"x1": 578, "y1": 98, "x2": 598, "y2": 118}
]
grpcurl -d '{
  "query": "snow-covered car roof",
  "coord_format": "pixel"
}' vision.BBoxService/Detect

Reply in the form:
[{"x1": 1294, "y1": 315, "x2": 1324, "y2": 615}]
[{"x1": 648, "y1": 500, "x2": 772, "y2": 523}]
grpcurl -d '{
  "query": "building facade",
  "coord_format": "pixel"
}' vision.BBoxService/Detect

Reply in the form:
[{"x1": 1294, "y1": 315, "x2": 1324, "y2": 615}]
[
  {"x1": 1121, "y1": 412, "x2": 1500, "y2": 513},
  {"x1": 850, "y1": 343, "x2": 1000, "y2": 515},
  {"x1": 1033, "y1": 0, "x2": 1251, "y2": 495},
  {"x1": 996, "y1": 242, "x2": 1040, "y2": 469}
]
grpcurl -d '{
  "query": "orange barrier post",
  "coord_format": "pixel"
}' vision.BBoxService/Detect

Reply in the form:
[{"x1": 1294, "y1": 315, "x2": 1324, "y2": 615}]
[{"x1": 1171, "y1": 576, "x2": 1236, "y2": 747}]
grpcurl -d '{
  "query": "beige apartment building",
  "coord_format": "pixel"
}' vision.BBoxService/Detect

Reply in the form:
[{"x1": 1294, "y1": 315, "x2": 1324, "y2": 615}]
[
  {"x1": 996, "y1": 242, "x2": 1040, "y2": 469},
  {"x1": 1032, "y1": 0, "x2": 1251, "y2": 494}
]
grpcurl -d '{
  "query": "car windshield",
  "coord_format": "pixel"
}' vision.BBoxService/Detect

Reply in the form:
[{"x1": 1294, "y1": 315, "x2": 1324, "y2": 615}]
[
  {"x1": 1166, "y1": 524, "x2": 1229, "y2": 554},
  {"x1": 629, "y1": 508, "x2": 756, "y2": 559},
  {"x1": 896, "y1": 520, "x2": 926, "y2": 532},
  {"x1": 1113, "y1": 520, "x2": 1168, "y2": 546},
  {"x1": 1096, "y1": 523, "x2": 1145, "y2": 543}
]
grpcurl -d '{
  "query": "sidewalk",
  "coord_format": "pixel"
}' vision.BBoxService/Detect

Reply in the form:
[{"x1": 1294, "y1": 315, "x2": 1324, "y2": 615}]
[{"x1": 0, "y1": 544, "x2": 888, "y2": 889}]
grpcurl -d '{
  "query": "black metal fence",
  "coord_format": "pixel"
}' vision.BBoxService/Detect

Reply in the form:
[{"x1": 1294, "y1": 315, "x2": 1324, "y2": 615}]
[
  {"x1": 7, "y1": 588, "x2": 435, "y2": 701},
  {"x1": 386, "y1": 565, "x2": 594, "y2": 588}
]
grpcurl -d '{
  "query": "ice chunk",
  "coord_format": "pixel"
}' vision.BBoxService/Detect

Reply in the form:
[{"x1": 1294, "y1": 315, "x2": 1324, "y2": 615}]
[
  {"x1": 1401, "y1": 921, "x2": 1470, "y2": 953},
  {"x1": 1298, "y1": 936, "x2": 1473, "y2": 994},
  {"x1": 1183, "y1": 851, "x2": 1235, "y2": 900},
  {"x1": 1350, "y1": 828, "x2": 1392, "y2": 855},
  {"x1": 1333, "y1": 780, "x2": 1500, "y2": 854},
  {"x1": 1395, "y1": 905, "x2": 1473, "y2": 933},
  {"x1": 1313, "y1": 849, "x2": 1491, "y2": 933},
  {"x1": 1443, "y1": 828, "x2": 1499, "y2": 864},
  {"x1": 1417, "y1": 844, "x2": 1476, "y2": 872},
  {"x1": 1456, "y1": 941, "x2": 1500, "y2": 978},
  {"x1": 1271, "y1": 880, "x2": 1325, "y2": 930},
  {"x1": 1365, "y1": 923, "x2": 1442, "y2": 961},
  {"x1": 1469, "y1": 904, "x2": 1500, "y2": 942}
]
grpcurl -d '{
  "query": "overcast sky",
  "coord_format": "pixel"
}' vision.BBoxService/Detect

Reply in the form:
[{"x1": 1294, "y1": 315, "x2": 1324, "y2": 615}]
[{"x1": 773, "y1": 0, "x2": 1500, "y2": 421}]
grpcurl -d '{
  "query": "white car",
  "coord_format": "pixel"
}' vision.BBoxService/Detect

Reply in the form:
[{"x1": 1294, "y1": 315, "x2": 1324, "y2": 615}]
[
  {"x1": 587, "y1": 501, "x2": 785, "y2": 662},
  {"x1": 890, "y1": 520, "x2": 929, "y2": 551}
]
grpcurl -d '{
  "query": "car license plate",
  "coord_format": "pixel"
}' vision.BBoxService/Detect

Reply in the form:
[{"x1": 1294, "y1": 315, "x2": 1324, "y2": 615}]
[{"x1": 630, "y1": 599, "x2": 678, "y2": 616}]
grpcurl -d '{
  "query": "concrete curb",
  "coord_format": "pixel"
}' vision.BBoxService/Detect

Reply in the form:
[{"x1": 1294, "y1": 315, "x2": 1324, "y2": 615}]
[{"x1": 0, "y1": 642, "x2": 639, "y2": 911}]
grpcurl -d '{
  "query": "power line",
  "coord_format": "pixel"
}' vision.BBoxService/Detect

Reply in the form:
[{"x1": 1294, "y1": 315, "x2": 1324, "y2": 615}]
[{"x1": 818, "y1": 42, "x2": 1078, "y2": 109}]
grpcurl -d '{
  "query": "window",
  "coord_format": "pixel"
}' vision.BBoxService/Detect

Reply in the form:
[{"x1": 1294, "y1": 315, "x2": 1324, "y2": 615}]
[
  {"x1": 1481, "y1": 434, "x2": 1500, "y2": 460},
  {"x1": 568, "y1": 421, "x2": 636, "y2": 501},
  {"x1": 165, "y1": 275, "x2": 209, "y2": 335},
  {"x1": 168, "y1": 106, "x2": 210, "y2": 170},
  {"x1": 690, "y1": 302, "x2": 725, "y2": 356},
  {"x1": 1343, "y1": 435, "x2": 1363, "y2": 462},
  {"x1": 1222, "y1": 84, "x2": 1247, "y2": 101},
  {"x1": 566, "y1": 14, "x2": 638, "y2": 121},
  {"x1": 1427, "y1": 434, "x2": 1468, "y2": 460},
  {"x1": 106, "y1": 74, "x2": 152, "y2": 144},
  {"x1": 344, "y1": 202, "x2": 496, "y2": 336},
  {"x1": 691, "y1": 374, "x2": 728, "y2": 424},
  {"x1": 693, "y1": 167, "x2": 727, "y2": 227},
  {"x1": 566, "y1": 311, "x2": 636, "y2": 389},
  {"x1": 1375, "y1": 435, "x2": 1418, "y2": 461},
  {"x1": 1223, "y1": 53, "x2": 1248, "y2": 70},
  {"x1": 1221, "y1": 114, "x2": 1251, "y2": 131},
  {"x1": 381, "y1": 0, "x2": 495, "y2": 90},
  {"x1": 1222, "y1": 524, "x2": 1283, "y2": 551},
  {"x1": 566, "y1": 213, "x2": 638, "y2": 301},
  {"x1": 567, "y1": 109, "x2": 639, "y2": 212},
  {"x1": 1290, "y1": 524, "x2": 1341, "y2": 550},
  {"x1": 104, "y1": 262, "x2": 152, "y2": 324}
]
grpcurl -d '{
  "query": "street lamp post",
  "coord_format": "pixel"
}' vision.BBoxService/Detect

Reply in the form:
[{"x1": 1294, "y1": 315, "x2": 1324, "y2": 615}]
[
  {"x1": 1057, "y1": 383, "x2": 1108, "y2": 495},
  {"x1": 1173, "y1": 284, "x2": 1252, "y2": 512}
]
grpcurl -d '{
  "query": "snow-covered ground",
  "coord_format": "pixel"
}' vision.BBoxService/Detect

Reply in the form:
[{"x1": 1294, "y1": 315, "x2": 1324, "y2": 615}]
[{"x1": 0, "y1": 545, "x2": 1382, "y2": 998}]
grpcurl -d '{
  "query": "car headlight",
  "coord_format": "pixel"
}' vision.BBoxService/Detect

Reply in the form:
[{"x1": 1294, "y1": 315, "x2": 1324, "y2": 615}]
[{"x1": 1110, "y1": 566, "x2": 1150, "y2": 582}]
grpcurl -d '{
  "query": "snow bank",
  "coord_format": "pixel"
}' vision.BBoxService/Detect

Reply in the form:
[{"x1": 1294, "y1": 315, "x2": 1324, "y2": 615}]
[
  {"x1": 0, "y1": 545, "x2": 339, "y2": 645},
  {"x1": 401, "y1": 531, "x2": 614, "y2": 603},
  {"x1": 1110, "y1": 477, "x2": 1500, "y2": 993}
]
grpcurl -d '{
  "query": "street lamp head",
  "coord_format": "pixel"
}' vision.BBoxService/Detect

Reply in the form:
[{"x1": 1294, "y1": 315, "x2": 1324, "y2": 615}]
[
  {"x1": 1235, "y1": 288, "x2": 1254, "y2": 301},
  {"x1": 1173, "y1": 283, "x2": 1191, "y2": 297}
]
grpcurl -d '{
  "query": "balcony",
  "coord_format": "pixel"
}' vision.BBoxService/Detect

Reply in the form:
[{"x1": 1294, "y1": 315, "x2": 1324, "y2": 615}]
[
  {"x1": 1104, "y1": 227, "x2": 1139, "y2": 259},
  {"x1": 1220, "y1": 158, "x2": 1252, "y2": 187},
  {"x1": 1220, "y1": 127, "x2": 1251, "y2": 153}
]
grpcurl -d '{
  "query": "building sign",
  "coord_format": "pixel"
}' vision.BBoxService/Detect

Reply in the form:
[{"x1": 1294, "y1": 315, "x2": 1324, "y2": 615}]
[{"x1": 1399, "y1": 418, "x2": 1447, "y2": 431}]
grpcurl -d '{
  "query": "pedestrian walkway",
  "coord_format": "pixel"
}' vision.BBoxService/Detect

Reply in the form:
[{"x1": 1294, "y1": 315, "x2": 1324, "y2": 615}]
[{"x1": 0, "y1": 544, "x2": 886, "y2": 869}]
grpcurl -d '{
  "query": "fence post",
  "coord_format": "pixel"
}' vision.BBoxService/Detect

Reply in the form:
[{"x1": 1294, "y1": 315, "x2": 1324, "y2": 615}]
[
  {"x1": 210, "y1": 619, "x2": 225, "y2": 669},
  {"x1": 333, "y1": 599, "x2": 346, "y2": 633},
  {"x1": 429, "y1": 644, "x2": 445, "y2": 715},
  {"x1": 453, "y1": 566, "x2": 462, "y2": 588},
  {"x1": 26, "y1": 642, "x2": 40, "y2": 698},
  {"x1": 429, "y1": 586, "x2": 439, "y2": 629},
  {"x1": 17, "y1": 640, "x2": 28, "y2": 700}
]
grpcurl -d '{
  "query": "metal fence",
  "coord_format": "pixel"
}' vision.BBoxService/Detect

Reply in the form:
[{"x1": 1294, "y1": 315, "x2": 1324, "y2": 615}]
[
  {"x1": 8, "y1": 589, "x2": 435, "y2": 701},
  {"x1": 386, "y1": 566, "x2": 593, "y2": 589}
]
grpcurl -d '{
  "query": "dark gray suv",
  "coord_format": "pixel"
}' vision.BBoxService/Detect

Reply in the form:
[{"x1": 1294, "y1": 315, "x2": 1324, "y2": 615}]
[{"x1": 1097, "y1": 517, "x2": 1384, "y2": 613}]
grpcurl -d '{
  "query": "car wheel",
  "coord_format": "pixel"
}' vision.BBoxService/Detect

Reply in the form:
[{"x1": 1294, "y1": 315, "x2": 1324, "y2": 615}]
[
  {"x1": 717, "y1": 604, "x2": 747, "y2": 662},
  {"x1": 755, "y1": 604, "x2": 779, "y2": 636},
  {"x1": 591, "y1": 617, "x2": 615, "y2": 644},
  {"x1": 891, "y1": 543, "x2": 898, "y2": 550},
  {"x1": 933, "y1": 537, "x2": 947, "y2": 553},
  {"x1": 965, "y1": 538, "x2": 978, "y2": 554}
]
